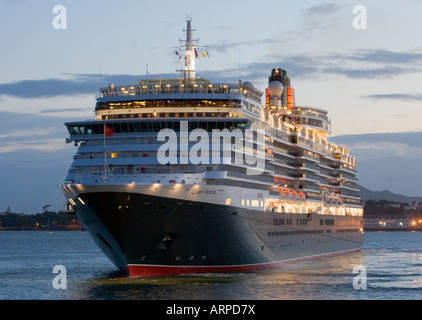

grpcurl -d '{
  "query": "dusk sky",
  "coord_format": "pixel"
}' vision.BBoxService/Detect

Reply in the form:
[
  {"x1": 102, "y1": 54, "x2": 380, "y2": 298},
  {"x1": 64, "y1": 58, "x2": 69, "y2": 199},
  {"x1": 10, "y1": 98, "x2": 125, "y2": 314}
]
[{"x1": 1, "y1": 0, "x2": 422, "y2": 213}]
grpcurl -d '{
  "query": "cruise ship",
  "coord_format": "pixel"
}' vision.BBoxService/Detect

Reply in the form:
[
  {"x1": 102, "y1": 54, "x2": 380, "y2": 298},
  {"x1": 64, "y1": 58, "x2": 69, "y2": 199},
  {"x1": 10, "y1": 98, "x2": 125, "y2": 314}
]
[{"x1": 60, "y1": 19, "x2": 363, "y2": 277}]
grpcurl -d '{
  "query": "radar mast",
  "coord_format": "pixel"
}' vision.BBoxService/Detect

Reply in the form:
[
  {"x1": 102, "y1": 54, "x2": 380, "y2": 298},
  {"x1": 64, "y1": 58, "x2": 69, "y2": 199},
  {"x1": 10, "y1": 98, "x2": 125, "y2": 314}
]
[{"x1": 178, "y1": 16, "x2": 199, "y2": 81}]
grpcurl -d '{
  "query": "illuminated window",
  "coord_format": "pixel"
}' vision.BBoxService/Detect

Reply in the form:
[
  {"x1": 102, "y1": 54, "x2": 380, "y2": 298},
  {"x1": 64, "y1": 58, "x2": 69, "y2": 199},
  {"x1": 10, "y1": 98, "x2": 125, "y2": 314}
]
[{"x1": 111, "y1": 152, "x2": 117, "y2": 158}]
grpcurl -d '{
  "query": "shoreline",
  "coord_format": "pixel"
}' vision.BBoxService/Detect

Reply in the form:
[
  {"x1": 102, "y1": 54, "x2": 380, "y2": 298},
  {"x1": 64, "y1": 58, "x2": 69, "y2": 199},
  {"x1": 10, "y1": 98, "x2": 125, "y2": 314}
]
[
  {"x1": 1, "y1": 227, "x2": 420, "y2": 232},
  {"x1": 0, "y1": 227, "x2": 84, "y2": 231}
]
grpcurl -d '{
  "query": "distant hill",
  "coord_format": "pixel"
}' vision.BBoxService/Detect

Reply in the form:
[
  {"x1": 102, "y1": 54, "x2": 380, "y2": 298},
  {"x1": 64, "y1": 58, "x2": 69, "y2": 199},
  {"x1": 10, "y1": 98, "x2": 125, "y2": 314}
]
[{"x1": 360, "y1": 185, "x2": 422, "y2": 204}]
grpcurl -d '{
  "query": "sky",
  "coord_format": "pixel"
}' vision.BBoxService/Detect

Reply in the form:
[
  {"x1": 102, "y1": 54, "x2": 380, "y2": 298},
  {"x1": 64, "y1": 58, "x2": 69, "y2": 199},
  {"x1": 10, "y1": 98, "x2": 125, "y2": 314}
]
[{"x1": 1, "y1": 0, "x2": 422, "y2": 213}]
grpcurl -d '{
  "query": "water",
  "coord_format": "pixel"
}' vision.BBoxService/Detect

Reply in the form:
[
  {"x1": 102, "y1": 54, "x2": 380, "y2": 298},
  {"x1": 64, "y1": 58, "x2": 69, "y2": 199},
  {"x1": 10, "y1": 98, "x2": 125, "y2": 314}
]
[{"x1": 0, "y1": 231, "x2": 421, "y2": 300}]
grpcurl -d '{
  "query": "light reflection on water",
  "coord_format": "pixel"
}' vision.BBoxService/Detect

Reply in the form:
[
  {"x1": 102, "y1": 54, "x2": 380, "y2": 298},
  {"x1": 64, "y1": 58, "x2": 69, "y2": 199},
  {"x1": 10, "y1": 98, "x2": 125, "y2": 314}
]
[{"x1": 1, "y1": 231, "x2": 422, "y2": 300}]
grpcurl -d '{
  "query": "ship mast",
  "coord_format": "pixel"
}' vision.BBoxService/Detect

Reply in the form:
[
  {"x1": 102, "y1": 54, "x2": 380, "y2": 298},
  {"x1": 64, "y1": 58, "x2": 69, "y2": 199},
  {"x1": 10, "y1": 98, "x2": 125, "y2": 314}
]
[{"x1": 179, "y1": 17, "x2": 199, "y2": 81}]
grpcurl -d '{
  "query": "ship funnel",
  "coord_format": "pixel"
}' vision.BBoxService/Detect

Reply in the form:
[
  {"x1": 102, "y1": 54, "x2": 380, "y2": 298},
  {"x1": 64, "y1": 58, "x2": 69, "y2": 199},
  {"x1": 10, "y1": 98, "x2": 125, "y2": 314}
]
[
  {"x1": 267, "y1": 69, "x2": 284, "y2": 108},
  {"x1": 268, "y1": 68, "x2": 295, "y2": 110}
]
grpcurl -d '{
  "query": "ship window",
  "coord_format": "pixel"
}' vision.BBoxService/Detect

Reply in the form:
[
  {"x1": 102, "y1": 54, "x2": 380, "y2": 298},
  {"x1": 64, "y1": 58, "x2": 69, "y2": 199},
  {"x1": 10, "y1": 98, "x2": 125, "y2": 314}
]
[
  {"x1": 152, "y1": 122, "x2": 160, "y2": 131},
  {"x1": 274, "y1": 218, "x2": 285, "y2": 226},
  {"x1": 141, "y1": 123, "x2": 149, "y2": 132},
  {"x1": 67, "y1": 119, "x2": 249, "y2": 136},
  {"x1": 299, "y1": 219, "x2": 308, "y2": 226}
]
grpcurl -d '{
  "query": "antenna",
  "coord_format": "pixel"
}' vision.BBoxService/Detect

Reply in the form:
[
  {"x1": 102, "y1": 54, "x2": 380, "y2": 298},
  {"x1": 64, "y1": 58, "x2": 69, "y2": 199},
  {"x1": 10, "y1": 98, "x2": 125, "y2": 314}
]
[
  {"x1": 99, "y1": 55, "x2": 102, "y2": 90},
  {"x1": 238, "y1": 45, "x2": 241, "y2": 81}
]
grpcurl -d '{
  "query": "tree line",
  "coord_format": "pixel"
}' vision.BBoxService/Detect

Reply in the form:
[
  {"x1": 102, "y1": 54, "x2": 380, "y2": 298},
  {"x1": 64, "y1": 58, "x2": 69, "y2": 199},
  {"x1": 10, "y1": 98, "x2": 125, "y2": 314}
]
[{"x1": 0, "y1": 210, "x2": 83, "y2": 231}]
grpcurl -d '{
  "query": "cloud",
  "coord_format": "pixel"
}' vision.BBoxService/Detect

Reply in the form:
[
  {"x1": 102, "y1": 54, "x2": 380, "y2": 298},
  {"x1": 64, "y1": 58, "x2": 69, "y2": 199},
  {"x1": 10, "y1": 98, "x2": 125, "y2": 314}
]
[
  {"x1": 0, "y1": 138, "x2": 66, "y2": 154},
  {"x1": 0, "y1": 111, "x2": 69, "y2": 154},
  {"x1": 363, "y1": 92, "x2": 422, "y2": 102},
  {"x1": 208, "y1": 38, "x2": 280, "y2": 54},
  {"x1": 289, "y1": 3, "x2": 344, "y2": 42},
  {"x1": 331, "y1": 131, "x2": 422, "y2": 148},
  {"x1": 40, "y1": 107, "x2": 90, "y2": 114},
  {"x1": 325, "y1": 65, "x2": 409, "y2": 79},
  {"x1": 346, "y1": 141, "x2": 419, "y2": 158},
  {"x1": 235, "y1": 49, "x2": 422, "y2": 81},
  {"x1": 245, "y1": 50, "x2": 422, "y2": 82},
  {"x1": 0, "y1": 78, "x2": 96, "y2": 99},
  {"x1": 0, "y1": 73, "x2": 172, "y2": 99},
  {"x1": 306, "y1": 50, "x2": 422, "y2": 79},
  {"x1": 1, "y1": 48, "x2": 422, "y2": 100},
  {"x1": 204, "y1": 48, "x2": 422, "y2": 84},
  {"x1": 0, "y1": 128, "x2": 51, "y2": 139},
  {"x1": 207, "y1": 5, "x2": 340, "y2": 54},
  {"x1": 331, "y1": 131, "x2": 422, "y2": 162},
  {"x1": 349, "y1": 49, "x2": 422, "y2": 65},
  {"x1": 330, "y1": 131, "x2": 422, "y2": 196},
  {"x1": 303, "y1": 3, "x2": 340, "y2": 17}
]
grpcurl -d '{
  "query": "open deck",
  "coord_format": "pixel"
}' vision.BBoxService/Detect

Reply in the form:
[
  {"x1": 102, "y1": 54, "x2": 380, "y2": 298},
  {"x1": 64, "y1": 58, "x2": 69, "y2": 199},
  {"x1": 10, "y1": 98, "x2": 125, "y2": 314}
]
[{"x1": 99, "y1": 78, "x2": 264, "y2": 103}]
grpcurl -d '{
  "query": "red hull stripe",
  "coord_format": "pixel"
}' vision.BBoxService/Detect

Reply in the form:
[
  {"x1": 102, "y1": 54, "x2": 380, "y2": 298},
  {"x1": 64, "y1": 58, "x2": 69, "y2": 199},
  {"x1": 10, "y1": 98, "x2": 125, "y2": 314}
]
[{"x1": 127, "y1": 249, "x2": 360, "y2": 278}]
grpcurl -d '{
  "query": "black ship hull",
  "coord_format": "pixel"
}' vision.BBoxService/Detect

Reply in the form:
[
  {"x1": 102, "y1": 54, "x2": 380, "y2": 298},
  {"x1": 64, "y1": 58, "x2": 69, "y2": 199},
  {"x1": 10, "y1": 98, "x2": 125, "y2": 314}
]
[{"x1": 73, "y1": 190, "x2": 363, "y2": 277}]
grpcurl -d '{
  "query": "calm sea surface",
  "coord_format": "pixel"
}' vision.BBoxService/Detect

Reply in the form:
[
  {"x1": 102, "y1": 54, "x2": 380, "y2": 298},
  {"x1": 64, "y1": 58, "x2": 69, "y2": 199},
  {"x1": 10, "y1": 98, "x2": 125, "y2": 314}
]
[{"x1": 0, "y1": 231, "x2": 421, "y2": 300}]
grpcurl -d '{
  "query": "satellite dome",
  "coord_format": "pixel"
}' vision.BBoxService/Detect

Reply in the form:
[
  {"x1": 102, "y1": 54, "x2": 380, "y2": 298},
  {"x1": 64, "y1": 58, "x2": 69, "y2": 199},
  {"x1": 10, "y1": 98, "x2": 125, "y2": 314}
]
[
  {"x1": 243, "y1": 81, "x2": 254, "y2": 88},
  {"x1": 268, "y1": 80, "x2": 283, "y2": 96}
]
